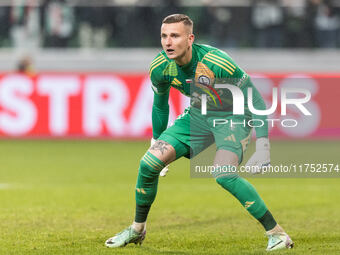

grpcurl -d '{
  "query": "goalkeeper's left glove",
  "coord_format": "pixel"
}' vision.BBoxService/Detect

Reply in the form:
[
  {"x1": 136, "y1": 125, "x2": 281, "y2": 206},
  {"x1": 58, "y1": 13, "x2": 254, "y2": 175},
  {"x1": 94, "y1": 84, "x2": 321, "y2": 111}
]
[
  {"x1": 245, "y1": 137, "x2": 270, "y2": 174},
  {"x1": 151, "y1": 138, "x2": 169, "y2": 177}
]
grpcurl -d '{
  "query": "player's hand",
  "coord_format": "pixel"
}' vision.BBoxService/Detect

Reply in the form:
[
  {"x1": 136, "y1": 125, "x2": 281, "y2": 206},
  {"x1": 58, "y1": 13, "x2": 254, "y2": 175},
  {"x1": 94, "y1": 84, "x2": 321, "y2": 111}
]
[
  {"x1": 151, "y1": 138, "x2": 169, "y2": 177},
  {"x1": 245, "y1": 137, "x2": 270, "y2": 174}
]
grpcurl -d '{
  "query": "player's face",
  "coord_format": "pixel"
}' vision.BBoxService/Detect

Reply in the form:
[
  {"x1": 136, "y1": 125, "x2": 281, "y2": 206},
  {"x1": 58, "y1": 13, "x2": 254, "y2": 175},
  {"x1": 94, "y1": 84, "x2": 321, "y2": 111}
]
[{"x1": 161, "y1": 22, "x2": 194, "y2": 64}]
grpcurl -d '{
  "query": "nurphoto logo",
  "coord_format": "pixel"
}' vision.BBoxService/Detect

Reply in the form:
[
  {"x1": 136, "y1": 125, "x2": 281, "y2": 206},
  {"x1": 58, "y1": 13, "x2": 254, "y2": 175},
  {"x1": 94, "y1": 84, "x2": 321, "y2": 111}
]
[{"x1": 201, "y1": 85, "x2": 312, "y2": 128}]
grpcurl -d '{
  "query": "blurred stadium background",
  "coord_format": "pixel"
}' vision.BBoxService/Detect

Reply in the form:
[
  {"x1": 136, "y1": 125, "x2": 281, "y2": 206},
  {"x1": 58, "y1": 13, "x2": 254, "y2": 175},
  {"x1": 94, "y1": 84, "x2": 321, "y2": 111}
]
[
  {"x1": 0, "y1": 1, "x2": 339, "y2": 254},
  {"x1": 0, "y1": 0, "x2": 339, "y2": 138}
]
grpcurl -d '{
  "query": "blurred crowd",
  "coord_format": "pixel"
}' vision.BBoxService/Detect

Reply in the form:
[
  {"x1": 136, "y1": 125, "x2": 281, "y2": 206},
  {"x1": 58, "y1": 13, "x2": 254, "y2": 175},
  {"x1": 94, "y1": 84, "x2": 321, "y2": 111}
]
[{"x1": 0, "y1": 0, "x2": 339, "y2": 49}]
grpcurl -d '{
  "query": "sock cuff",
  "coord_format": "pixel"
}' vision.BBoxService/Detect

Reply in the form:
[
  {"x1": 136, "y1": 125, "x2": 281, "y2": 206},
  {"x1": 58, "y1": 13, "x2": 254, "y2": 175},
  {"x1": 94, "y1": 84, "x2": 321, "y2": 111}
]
[
  {"x1": 141, "y1": 151, "x2": 165, "y2": 171},
  {"x1": 258, "y1": 210, "x2": 277, "y2": 231},
  {"x1": 135, "y1": 204, "x2": 151, "y2": 223}
]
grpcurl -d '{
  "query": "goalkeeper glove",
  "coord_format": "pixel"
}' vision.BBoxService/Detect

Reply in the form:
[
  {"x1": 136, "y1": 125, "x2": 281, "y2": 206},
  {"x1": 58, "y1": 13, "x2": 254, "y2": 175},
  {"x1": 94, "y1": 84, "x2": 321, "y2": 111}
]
[
  {"x1": 245, "y1": 137, "x2": 270, "y2": 174},
  {"x1": 151, "y1": 138, "x2": 169, "y2": 177}
]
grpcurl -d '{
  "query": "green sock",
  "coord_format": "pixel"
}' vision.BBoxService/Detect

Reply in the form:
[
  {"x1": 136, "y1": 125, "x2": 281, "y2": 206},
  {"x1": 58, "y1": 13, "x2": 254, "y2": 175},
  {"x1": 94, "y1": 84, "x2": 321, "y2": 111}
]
[
  {"x1": 215, "y1": 171, "x2": 268, "y2": 220},
  {"x1": 134, "y1": 152, "x2": 165, "y2": 222},
  {"x1": 258, "y1": 210, "x2": 277, "y2": 231},
  {"x1": 135, "y1": 204, "x2": 151, "y2": 223}
]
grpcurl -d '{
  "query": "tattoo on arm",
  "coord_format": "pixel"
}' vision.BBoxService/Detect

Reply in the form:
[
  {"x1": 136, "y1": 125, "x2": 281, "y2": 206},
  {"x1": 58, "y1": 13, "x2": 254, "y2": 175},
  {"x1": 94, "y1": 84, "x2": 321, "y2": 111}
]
[{"x1": 150, "y1": 141, "x2": 170, "y2": 155}]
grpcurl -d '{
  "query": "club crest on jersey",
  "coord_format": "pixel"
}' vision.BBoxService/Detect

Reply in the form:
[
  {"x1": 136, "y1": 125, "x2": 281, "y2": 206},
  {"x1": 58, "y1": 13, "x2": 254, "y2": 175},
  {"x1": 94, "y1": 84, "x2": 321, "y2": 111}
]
[
  {"x1": 195, "y1": 62, "x2": 222, "y2": 107},
  {"x1": 198, "y1": 75, "x2": 211, "y2": 86}
]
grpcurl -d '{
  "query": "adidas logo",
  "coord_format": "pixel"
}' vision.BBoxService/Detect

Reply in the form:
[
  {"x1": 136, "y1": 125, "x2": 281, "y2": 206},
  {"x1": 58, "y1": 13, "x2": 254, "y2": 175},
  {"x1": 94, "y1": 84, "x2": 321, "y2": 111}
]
[
  {"x1": 136, "y1": 188, "x2": 146, "y2": 194},
  {"x1": 245, "y1": 201, "x2": 255, "y2": 209},
  {"x1": 224, "y1": 134, "x2": 236, "y2": 142}
]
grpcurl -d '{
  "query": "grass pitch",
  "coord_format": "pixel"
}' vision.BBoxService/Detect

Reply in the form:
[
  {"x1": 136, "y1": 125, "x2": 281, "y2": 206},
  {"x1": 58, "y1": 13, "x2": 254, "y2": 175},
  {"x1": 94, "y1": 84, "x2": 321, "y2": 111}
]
[{"x1": 0, "y1": 139, "x2": 339, "y2": 255}]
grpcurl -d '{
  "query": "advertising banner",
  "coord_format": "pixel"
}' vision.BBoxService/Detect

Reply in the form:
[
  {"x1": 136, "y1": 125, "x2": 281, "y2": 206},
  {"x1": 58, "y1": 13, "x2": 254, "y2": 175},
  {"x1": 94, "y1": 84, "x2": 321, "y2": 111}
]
[{"x1": 0, "y1": 73, "x2": 339, "y2": 139}]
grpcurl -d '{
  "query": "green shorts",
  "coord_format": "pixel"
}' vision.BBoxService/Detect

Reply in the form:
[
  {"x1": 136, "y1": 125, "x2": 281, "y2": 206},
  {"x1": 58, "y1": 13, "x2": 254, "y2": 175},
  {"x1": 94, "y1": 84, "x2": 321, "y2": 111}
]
[{"x1": 158, "y1": 107, "x2": 252, "y2": 164}]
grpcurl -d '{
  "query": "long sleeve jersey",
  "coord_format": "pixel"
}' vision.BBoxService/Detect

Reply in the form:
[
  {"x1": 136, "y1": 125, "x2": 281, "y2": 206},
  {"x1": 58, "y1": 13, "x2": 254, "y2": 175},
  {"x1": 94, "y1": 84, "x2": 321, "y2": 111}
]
[{"x1": 149, "y1": 43, "x2": 268, "y2": 139}]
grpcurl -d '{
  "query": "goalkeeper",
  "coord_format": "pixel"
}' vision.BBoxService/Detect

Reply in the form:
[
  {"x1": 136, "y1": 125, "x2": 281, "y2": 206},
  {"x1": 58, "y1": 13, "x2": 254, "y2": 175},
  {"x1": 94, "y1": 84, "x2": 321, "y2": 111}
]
[{"x1": 105, "y1": 14, "x2": 293, "y2": 251}]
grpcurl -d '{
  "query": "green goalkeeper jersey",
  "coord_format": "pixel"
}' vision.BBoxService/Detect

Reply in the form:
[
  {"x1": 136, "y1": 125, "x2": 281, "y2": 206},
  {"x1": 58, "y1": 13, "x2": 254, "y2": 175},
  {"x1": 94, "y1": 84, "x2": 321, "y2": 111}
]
[{"x1": 149, "y1": 43, "x2": 268, "y2": 139}]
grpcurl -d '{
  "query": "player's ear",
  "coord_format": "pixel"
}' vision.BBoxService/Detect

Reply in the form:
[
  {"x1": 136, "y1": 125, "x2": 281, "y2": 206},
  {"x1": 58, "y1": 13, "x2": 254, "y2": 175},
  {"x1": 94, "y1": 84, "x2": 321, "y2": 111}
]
[{"x1": 188, "y1": 34, "x2": 195, "y2": 45}]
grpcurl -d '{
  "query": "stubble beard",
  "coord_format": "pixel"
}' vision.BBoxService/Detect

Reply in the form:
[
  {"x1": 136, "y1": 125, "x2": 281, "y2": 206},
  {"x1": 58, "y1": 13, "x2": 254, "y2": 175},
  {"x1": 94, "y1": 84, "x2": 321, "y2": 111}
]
[{"x1": 174, "y1": 45, "x2": 190, "y2": 65}]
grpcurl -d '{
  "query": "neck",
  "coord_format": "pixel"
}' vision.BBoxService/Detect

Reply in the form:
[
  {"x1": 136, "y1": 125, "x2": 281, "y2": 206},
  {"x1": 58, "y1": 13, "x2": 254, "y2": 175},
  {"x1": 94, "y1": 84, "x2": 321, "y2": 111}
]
[{"x1": 175, "y1": 46, "x2": 193, "y2": 66}]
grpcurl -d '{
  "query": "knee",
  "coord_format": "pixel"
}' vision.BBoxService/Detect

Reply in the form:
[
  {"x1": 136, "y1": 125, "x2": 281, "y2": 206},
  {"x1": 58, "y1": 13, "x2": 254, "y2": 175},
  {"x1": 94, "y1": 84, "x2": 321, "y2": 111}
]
[{"x1": 149, "y1": 140, "x2": 176, "y2": 165}]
